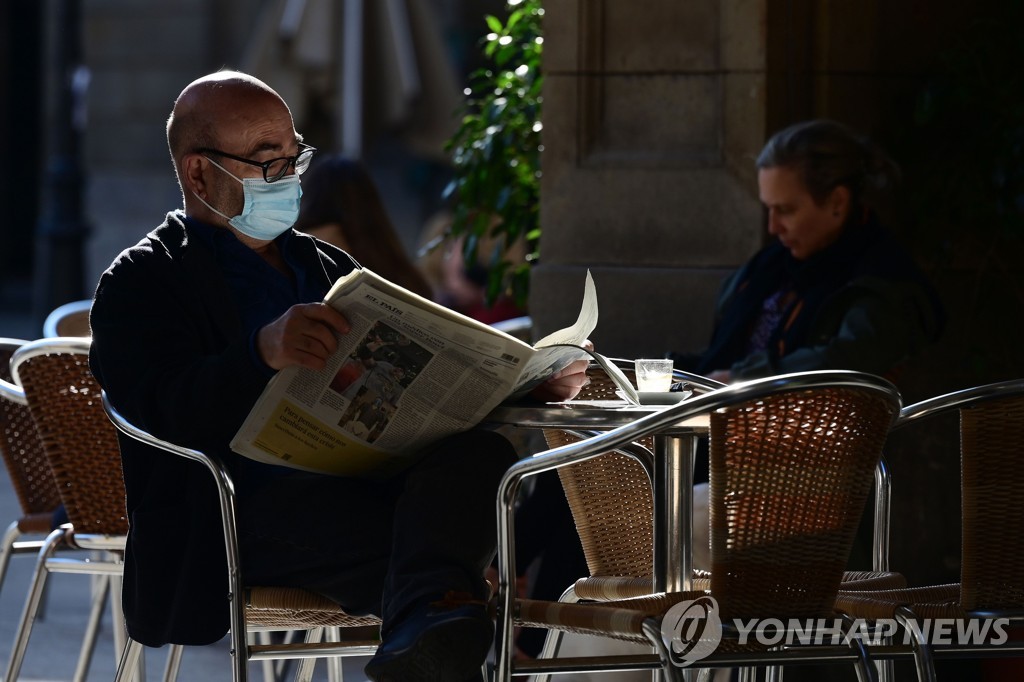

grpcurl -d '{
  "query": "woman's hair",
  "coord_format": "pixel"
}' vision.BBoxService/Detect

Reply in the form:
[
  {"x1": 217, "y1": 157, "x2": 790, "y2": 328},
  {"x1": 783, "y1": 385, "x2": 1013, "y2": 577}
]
[
  {"x1": 293, "y1": 155, "x2": 433, "y2": 299},
  {"x1": 756, "y1": 119, "x2": 901, "y2": 208}
]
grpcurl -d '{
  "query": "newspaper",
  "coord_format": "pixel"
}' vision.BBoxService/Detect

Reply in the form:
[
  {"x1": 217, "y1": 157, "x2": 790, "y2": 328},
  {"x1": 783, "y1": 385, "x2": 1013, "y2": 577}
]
[{"x1": 230, "y1": 268, "x2": 635, "y2": 477}]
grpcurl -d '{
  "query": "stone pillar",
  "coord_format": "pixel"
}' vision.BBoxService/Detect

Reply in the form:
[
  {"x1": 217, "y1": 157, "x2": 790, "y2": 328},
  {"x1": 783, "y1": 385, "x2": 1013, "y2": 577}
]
[{"x1": 530, "y1": 0, "x2": 767, "y2": 358}]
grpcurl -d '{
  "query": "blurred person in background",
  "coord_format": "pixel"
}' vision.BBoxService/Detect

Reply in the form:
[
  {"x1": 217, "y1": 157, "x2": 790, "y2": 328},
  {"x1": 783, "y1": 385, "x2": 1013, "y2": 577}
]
[
  {"x1": 417, "y1": 210, "x2": 527, "y2": 324},
  {"x1": 670, "y1": 118, "x2": 944, "y2": 385},
  {"x1": 293, "y1": 154, "x2": 434, "y2": 299},
  {"x1": 672, "y1": 119, "x2": 947, "y2": 582}
]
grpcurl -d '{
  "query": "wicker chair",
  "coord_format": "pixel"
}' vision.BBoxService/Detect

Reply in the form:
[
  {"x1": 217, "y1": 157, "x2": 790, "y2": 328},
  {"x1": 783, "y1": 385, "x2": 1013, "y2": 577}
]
[
  {"x1": 103, "y1": 396, "x2": 383, "y2": 682},
  {"x1": 0, "y1": 338, "x2": 62, "y2": 609},
  {"x1": 494, "y1": 370, "x2": 902, "y2": 681},
  {"x1": 529, "y1": 362, "x2": 902, "y2": 670},
  {"x1": 834, "y1": 378, "x2": 1024, "y2": 682},
  {"x1": 534, "y1": 361, "x2": 722, "y2": 603},
  {"x1": 1, "y1": 337, "x2": 139, "y2": 682},
  {"x1": 42, "y1": 299, "x2": 92, "y2": 338}
]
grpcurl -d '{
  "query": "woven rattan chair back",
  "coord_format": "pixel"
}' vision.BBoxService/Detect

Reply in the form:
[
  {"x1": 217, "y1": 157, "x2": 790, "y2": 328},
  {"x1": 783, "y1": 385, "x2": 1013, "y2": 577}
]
[
  {"x1": 959, "y1": 391, "x2": 1024, "y2": 611},
  {"x1": 42, "y1": 299, "x2": 92, "y2": 338},
  {"x1": 544, "y1": 360, "x2": 729, "y2": 577},
  {"x1": 553, "y1": 437, "x2": 655, "y2": 579},
  {"x1": 829, "y1": 381, "x2": 1024, "y2": 681},
  {"x1": 494, "y1": 371, "x2": 901, "y2": 681},
  {"x1": 3, "y1": 338, "x2": 131, "y2": 682},
  {"x1": 708, "y1": 385, "x2": 896, "y2": 620},
  {"x1": 543, "y1": 364, "x2": 655, "y2": 579},
  {"x1": 543, "y1": 361, "x2": 722, "y2": 580},
  {"x1": 0, "y1": 339, "x2": 61, "y2": 530},
  {"x1": 12, "y1": 339, "x2": 127, "y2": 535}
]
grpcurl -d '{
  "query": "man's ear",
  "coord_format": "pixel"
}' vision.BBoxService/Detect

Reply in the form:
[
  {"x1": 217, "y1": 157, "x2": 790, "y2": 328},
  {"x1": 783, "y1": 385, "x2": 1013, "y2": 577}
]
[
  {"x1": 181, "y1": 154, "x2": 208, "y2": 198},
  {"x1": 829, "y1": 185, "x2": 851, "y2": 218}
]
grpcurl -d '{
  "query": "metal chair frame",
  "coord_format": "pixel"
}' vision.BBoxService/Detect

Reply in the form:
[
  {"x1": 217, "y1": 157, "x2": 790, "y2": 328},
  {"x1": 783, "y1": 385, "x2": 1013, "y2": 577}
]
[
  {"x1": 494, "y1": 370, "x2": 902, "y2": 681},
  {"x1": 0, "y1": 337, "x2": 144, "y2": 682},
  {"x1": 104, "y1": 396, "x2": 381, "y2": 682},
  {"x1": 836, "y1": 378, "x2": 1024, "y2": 681},
  {"x1": 0, "y1": 338, "x2": 62, "y2": 614},
  {"x1": 527, "y1": 362, "x2": 898, "y2": 682},
  {"x1": 42, "y1": 299, "x2": 92, "y2": 338}
]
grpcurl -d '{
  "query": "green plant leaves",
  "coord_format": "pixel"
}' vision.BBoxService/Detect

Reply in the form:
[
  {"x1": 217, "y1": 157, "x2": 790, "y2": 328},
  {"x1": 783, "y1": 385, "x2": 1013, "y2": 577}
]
[{"x1": 444, "y1": 0, "x2": 544, "y2": 308}]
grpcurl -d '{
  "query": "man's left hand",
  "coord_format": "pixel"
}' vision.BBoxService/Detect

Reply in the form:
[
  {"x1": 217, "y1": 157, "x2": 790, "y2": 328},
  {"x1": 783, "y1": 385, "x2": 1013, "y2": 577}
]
[{"x1": 528, "y1": 358, "x2": 591, "y2": 403}]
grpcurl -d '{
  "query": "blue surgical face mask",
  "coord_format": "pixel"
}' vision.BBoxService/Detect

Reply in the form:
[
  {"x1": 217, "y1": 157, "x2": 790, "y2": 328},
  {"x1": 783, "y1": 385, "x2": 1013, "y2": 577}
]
[{"x1": 193, "y1": 157, "x2": 302, "y2": 241}]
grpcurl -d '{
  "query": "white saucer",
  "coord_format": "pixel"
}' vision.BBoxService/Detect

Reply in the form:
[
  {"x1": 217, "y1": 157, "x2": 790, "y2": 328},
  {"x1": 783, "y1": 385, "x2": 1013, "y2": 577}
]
[{"x1": 617, "y1": 390, "x2": 693, "y2": 405}]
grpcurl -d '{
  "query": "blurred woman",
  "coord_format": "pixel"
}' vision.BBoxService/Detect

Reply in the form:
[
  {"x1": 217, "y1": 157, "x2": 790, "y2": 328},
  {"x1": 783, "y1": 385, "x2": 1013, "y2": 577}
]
[
  {"x1": 672, "y1": 119, "x2": 944, "y2": 384},
  {"x1": 416, "y1": 209, "x2": 528, "y2": 324},
  {"x1": 293, "y1": 155, "x2": 434, "y2": 299}
]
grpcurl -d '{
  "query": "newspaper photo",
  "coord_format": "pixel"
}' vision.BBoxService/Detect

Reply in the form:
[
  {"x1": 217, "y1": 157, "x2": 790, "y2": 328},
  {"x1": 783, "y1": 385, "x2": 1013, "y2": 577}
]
[{"x1": 230, "y1": 268, "x2": 627, "y2": 476}]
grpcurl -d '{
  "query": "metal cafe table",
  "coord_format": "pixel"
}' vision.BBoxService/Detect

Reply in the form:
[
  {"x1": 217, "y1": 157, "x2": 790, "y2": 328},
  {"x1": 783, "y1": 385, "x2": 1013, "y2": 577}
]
[{"x1": 484, "y1": 397, "x2": 709, "y2": 594}]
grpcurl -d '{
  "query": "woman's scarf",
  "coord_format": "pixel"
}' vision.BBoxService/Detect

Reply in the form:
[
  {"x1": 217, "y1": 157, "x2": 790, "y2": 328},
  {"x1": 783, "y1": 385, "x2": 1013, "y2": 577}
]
[{"x1": 696, "y1": 212, "x2": 907, "y2": 374}]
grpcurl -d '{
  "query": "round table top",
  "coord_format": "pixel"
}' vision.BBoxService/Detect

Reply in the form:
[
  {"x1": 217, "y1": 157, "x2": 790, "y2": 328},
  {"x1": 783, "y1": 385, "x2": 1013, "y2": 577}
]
[{"x1": 484, "y1": 398, "x2": 709, "y2": 432}]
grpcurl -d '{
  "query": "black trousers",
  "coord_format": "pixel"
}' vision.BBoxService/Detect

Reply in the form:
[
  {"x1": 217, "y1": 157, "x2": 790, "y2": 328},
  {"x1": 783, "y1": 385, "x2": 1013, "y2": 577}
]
[{"x1": 234, "y1": 428, "x2": 517, "y2": 628}]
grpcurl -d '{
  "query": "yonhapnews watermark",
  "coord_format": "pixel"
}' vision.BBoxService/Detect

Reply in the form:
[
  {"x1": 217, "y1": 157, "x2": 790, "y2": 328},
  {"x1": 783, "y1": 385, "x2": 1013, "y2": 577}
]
[{"x1": 661, "y1": 596, "x2": 1011, "y2": 667}]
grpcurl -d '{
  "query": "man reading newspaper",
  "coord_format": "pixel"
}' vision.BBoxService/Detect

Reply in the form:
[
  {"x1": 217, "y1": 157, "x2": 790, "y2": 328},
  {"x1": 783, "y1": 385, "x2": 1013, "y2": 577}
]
[{"x1": 89, "y1": 70, "x2": 588, "y2": 682}]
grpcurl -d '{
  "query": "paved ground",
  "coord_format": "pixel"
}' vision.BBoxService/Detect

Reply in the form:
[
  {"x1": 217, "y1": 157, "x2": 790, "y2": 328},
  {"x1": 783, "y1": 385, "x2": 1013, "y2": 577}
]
[{"x1": 0, "y1": 305, "x2": 375, "y2": 681}]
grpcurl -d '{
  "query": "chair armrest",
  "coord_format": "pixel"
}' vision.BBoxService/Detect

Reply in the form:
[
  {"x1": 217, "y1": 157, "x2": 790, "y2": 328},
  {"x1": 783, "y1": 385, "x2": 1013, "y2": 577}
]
[
  {"x1": 0, "y1": 376, "x2": 27, "y2": 405},
  {"x1": 100, "y1": 392, "x2": 245, "y2": 620},
  {"x1": 500, "y1": 369, "x2": 897, "y2": 499},
  {"x1": 895, "y1": 378, "x2": 1024, "y2": 429}
]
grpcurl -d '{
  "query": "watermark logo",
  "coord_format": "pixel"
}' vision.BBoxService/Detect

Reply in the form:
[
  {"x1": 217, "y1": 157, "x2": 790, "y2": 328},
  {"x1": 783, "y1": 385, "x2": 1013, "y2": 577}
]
[
  {"x1": 662, "y1": 595, "x2": 1011, "y2": 668},
  {"x1": 661, "y1": 596, "x2": 723, "y2": 666}
]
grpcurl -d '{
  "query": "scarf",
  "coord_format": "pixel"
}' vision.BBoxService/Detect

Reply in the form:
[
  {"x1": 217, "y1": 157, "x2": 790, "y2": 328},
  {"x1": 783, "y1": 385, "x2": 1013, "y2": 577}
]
[{"x1": 696, "y1": 212, "x2": 911, "y2": 374}]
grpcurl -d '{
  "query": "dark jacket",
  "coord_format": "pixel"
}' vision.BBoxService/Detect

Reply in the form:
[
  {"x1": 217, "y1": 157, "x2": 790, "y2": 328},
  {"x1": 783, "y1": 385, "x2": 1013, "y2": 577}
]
[
  {"x1": 675, "y1": 213, "x2": 945, "y2": 381},
  {"x1": 89, "y1": 211, "x2": 356, "y2": 646}
]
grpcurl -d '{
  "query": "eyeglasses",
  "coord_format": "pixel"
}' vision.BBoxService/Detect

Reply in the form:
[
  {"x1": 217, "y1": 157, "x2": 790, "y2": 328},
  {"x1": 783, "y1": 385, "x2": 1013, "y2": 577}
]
[{"x1": 197, "y1": 143, "x2": 317, "y2": 183}]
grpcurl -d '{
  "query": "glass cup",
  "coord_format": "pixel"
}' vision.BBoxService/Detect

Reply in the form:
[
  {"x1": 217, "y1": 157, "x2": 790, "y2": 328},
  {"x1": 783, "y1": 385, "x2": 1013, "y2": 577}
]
[{"x1": 634, "y1": 358, "x2": 674, "y2": 392}]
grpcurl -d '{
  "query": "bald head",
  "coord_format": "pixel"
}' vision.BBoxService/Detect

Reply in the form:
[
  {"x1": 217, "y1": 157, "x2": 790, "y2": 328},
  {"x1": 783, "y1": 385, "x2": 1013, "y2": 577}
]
[{"x1": 166, "y1": 71, "x2": 294, "y2": 184}]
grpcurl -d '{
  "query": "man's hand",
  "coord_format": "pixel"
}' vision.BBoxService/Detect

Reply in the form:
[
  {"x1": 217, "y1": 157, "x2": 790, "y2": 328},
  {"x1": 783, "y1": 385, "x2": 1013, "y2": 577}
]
[
  {"x1": 528, "y1": 358, "x2": 591, "y2": 403},
  {"x1": 707, "y1": 369, "x2": 732, "y2": 384},
  {"x1": 257, "y1": 303, "x2": 351, "y2": 371}
]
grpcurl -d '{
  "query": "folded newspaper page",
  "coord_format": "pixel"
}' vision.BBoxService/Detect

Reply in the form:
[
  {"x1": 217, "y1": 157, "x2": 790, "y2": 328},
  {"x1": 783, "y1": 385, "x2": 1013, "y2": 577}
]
[{"x1": 230, "y1": 268, "x2": 628, "y2": 476}]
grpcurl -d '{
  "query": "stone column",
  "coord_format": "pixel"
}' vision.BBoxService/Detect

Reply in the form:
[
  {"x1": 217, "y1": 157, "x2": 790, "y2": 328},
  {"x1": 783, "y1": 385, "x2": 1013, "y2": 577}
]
[{"x1": 530, "y1": 0, "x2": 767, "y2": 358}]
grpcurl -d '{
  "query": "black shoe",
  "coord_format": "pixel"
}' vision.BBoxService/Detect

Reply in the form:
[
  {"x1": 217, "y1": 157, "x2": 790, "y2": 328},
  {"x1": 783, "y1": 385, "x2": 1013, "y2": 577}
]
[{"x1": 364, "y1": 595, "x2": 493, "y2": 682}]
